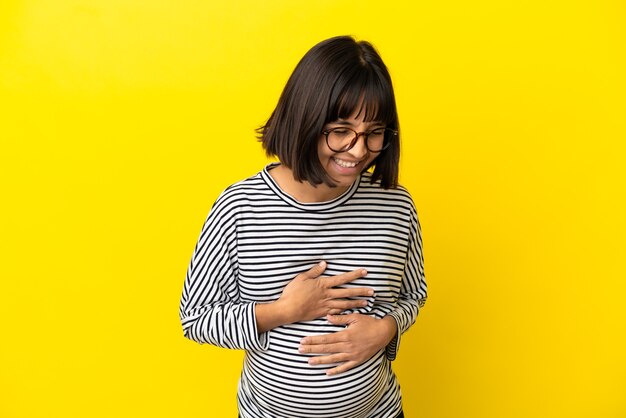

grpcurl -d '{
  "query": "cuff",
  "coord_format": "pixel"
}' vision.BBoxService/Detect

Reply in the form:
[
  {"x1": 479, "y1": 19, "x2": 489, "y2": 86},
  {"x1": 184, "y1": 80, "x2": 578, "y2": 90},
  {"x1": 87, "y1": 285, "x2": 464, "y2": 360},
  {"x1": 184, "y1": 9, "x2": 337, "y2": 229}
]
[
  {"x1": 385, "y1": 315, "x2": 401, "y2": 361},
  {"x1": 248, "y1": 302, "x2": 271, "y2": 351}
]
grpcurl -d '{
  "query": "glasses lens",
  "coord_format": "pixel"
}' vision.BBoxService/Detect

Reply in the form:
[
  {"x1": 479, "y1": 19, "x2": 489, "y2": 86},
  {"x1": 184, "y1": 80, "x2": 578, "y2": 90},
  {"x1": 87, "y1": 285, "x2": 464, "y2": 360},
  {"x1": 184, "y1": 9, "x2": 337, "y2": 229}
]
[
  {"x1": 326, "y1": 128, "x2": 356, "y2": 152},
  {"x1": 366, "y1": 128, "x2": 387, "y2": 152}
]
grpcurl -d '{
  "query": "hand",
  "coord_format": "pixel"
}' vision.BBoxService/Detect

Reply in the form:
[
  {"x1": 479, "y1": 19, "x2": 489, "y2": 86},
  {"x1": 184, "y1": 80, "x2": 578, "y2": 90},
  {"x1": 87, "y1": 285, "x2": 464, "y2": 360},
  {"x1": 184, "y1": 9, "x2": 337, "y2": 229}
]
[
  {"x1": 255, "y1": 261, "x2": 374, "y2": 333},
  {"x1": 279, "y1": 261, "x2": 373, "y2": 322},
  {"x1": 298, "y1": 313, "x2": 397, "y2": 376}
]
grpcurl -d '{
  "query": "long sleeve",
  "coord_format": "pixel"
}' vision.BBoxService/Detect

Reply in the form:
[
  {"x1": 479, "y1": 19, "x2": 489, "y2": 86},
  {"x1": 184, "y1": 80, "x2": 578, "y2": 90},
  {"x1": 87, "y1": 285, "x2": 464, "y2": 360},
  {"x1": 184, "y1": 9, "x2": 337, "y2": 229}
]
[
  {"x1": 179, "y1": 194, "x2": 269, "y2": 351},
  {"x1": 386, "y1": 200, "x2": 427, "y2": 360}
]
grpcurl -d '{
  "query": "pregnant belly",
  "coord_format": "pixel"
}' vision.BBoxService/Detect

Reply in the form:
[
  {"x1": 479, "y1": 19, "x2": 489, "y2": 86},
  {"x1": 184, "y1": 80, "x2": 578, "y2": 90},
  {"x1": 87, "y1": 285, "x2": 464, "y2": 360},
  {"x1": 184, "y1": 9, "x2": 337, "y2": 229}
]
[{"x1": 238, "y1": 322, "x2": 390, "y2": 418}]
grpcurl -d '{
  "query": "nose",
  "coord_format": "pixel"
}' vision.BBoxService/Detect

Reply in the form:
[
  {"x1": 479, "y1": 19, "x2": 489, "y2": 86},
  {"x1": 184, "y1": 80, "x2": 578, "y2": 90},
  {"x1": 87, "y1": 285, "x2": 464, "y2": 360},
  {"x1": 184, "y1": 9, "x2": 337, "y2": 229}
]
[{"x1": 347, "y1": 133, "x2": 369, "y2": 158}]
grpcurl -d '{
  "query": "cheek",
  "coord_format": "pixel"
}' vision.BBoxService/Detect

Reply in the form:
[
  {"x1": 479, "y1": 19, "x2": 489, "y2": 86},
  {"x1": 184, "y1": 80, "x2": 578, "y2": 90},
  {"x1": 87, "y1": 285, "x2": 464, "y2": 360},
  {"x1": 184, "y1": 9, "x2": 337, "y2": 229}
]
[{"x1": 317, "y1": 138, "x2": 331, "y2": 160}]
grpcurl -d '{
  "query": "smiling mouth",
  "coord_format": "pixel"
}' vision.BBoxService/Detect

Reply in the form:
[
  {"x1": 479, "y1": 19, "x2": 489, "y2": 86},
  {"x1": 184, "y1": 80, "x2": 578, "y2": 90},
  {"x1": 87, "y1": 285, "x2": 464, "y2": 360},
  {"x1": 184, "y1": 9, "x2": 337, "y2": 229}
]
[{"x1": 332, "y1": 157, "x2": 361, "y2": 168}]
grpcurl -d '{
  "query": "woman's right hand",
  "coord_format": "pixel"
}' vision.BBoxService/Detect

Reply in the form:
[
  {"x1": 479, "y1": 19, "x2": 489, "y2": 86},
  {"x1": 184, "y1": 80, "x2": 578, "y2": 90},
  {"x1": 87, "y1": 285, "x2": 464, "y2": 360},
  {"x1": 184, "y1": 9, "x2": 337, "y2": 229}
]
[{"x1": 255, "y1": 261, "x2": 373, "y2": 333}]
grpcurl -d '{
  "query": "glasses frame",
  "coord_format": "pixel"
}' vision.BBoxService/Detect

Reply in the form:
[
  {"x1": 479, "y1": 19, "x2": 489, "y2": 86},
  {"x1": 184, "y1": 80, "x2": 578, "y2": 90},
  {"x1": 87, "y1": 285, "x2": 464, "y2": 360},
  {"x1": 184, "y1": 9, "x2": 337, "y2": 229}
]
[{"x1": 322, "y1": 127, "x2": 397, "y2": 153}]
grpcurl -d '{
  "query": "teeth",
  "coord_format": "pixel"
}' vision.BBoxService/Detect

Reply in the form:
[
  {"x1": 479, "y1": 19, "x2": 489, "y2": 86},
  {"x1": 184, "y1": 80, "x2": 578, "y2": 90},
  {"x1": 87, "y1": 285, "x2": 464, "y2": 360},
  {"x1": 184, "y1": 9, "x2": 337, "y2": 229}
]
[{"x1": 333, "y1": 158, "x2": 359, "y2": 168}]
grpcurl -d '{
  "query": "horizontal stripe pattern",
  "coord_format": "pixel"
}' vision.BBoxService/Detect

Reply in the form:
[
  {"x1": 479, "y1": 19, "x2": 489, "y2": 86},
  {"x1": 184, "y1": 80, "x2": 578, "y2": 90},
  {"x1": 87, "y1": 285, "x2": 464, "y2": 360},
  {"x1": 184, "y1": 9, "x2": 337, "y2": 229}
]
[{"x1": 180, "y1": 164, "x2": 427, "y2": 418}]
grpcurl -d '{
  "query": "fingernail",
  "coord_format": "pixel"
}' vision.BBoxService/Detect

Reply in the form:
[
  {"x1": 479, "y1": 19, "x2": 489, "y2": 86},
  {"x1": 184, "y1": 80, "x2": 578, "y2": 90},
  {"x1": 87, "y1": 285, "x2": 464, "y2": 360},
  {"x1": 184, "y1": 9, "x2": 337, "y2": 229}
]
[
  {"x1": 319, "y1": 261, "x2": 326, "y2": 267},
  {"x1": 361, "y1": 269, "x2": 367, "y2": 275},
  {"x1": 367, "y1": 289, "x2": 374, "y2": 296}
]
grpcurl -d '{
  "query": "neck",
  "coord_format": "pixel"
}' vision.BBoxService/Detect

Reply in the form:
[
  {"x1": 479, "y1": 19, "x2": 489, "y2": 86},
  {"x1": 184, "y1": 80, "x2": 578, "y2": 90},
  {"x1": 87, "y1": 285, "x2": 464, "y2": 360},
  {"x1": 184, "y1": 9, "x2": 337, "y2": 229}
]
[{"x1": 269, "y1": 164, "x2": 350, "y2": 203}]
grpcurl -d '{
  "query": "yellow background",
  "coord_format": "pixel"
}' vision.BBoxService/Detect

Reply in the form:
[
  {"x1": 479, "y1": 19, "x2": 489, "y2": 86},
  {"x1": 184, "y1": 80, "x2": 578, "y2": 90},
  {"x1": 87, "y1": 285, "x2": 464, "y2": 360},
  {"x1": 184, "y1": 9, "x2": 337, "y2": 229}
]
[{"x1": 1, "y1": 1, "x2": 625, "y2": 417}]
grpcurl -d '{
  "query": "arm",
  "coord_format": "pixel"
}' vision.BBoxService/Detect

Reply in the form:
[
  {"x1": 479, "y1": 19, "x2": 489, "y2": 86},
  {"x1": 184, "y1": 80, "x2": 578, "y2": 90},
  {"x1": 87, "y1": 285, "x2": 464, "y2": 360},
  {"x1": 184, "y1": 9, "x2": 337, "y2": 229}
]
[
  {"x1": 385, "y1": 204, "x2": 428, "y2": 360},
  {"x1": 179, "y1": 201, "x2": 268, "y2": 351}
]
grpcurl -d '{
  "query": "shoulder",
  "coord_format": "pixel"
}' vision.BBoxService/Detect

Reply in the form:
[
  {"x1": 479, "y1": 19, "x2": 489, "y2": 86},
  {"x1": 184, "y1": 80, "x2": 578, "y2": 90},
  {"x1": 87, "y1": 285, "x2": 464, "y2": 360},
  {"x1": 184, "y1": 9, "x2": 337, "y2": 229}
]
[
  {"x1": 358, "y1": 172, "x2": 416, "y2": 208},
  {"x1": 218, "y1": 172, "x2": 266, "y2": 200},
  {"x1": 204, "y1": 171, "x2": 264, "y2": 216}
]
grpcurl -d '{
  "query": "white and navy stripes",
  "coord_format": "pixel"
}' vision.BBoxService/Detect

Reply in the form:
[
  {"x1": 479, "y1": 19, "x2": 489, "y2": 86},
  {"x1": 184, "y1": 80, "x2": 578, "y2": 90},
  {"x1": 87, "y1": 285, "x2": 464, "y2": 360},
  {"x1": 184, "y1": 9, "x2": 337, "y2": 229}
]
[{"x1": 180, "y1": 163, "x2": 427, "y2": 418}]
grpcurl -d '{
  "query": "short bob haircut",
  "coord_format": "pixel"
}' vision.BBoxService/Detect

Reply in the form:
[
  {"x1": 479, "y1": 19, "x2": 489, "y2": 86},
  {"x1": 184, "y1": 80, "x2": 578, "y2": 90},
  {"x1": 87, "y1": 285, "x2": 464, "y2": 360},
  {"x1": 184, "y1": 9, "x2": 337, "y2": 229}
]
[{"x1": 258, "y1": 35, "x2": 400, "y2": 189}]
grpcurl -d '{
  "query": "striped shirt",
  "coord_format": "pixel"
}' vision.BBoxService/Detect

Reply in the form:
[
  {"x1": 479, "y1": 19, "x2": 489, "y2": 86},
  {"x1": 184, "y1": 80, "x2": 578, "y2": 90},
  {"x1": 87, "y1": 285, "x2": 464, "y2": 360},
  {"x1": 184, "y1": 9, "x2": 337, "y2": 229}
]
[{"x1": 180, "y1": 163, "x2": 427, "y2": 418}]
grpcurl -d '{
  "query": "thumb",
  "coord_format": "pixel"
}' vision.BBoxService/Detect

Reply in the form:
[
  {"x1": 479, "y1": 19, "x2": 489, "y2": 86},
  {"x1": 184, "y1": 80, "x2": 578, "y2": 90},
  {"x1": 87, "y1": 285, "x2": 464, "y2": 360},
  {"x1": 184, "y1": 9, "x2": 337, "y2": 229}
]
[
  {"x1": 327, "y1": 313, "x2": 357, "y2": 326},
  {"x1": 303, "y1": 260, "x2": 327, "y2": 279}
]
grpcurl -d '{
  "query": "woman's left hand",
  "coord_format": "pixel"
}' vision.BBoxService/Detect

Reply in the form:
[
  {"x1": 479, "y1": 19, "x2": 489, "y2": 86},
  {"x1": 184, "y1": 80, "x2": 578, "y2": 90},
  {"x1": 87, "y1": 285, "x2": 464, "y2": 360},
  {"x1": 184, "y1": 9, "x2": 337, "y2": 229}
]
[{"x1": 298, "y1": 313, "x2": 397, "y2": 376}]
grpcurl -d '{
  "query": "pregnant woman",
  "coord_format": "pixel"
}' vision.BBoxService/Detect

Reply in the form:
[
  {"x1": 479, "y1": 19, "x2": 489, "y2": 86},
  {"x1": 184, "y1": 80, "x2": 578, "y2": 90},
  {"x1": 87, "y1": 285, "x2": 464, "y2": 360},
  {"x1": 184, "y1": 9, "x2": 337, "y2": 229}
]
[{"x1": 179, "y1": 35, "x2": 427, "y2": 418}]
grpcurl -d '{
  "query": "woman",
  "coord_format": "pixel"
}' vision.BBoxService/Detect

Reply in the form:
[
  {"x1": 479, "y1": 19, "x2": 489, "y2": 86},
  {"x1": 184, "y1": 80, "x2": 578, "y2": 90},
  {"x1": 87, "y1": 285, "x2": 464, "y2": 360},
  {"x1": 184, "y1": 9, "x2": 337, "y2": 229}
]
[{"x1": 180, "y1": 35, "x2": 427, "y2": 418}]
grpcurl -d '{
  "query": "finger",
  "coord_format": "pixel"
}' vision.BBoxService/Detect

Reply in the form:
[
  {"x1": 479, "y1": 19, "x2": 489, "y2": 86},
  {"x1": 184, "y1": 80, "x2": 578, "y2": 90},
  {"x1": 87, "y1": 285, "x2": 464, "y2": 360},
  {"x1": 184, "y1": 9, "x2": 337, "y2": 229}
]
[
  {"x1": 308, "y1": 353, "x2": 349, "y2": 365},
  {"x1": 327, "y1": 299, "x2": 368, "y2": 311},
  {"x1": 326, "y1": 314, "x2": 355, "y2": 326},
  {"x1": 322, "y1": 269, "x2": 367, "y2": 288},
  {"x1": 326, "y1": 361, "x2": 358, "y2": 376},
  {"x1": 299, "y1": 342, "x2": 345, "y2": 354},
  {"x1": 299, "y1": 261, "x2": 327, "y2": 279},
  {"x1": 300, "y1": 331, "x2": 347, "y2": 346},
  {"x1": 328, "y1": 287, "x2": 374, "y2": 299}
]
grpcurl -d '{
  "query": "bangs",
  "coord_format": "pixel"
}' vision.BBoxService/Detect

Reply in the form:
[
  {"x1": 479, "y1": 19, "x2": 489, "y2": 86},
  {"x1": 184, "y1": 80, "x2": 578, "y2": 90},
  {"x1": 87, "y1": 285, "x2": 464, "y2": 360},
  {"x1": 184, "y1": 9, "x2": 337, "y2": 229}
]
[{"x1": 327, "y1": 67, "x2": 397, "y2": 126}]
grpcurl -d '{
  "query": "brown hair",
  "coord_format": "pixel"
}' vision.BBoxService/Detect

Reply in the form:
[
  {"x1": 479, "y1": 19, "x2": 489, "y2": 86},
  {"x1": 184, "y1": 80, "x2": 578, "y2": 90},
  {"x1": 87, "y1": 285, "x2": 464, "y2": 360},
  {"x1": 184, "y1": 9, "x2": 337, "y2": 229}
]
[{"x1": 258, "y1": 35, "x2": 400, "y2": 189}]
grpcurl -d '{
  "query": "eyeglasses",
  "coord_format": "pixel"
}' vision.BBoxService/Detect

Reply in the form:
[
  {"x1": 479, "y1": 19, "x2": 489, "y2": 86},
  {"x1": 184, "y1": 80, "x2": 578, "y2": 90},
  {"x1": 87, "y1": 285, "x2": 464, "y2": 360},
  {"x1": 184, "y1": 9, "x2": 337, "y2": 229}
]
[{"x1": 322, "y1": 127, "x2": 396, "y2": 153}]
